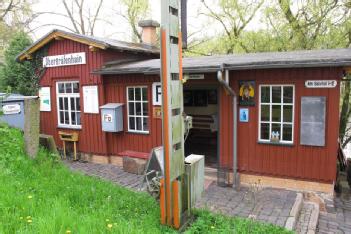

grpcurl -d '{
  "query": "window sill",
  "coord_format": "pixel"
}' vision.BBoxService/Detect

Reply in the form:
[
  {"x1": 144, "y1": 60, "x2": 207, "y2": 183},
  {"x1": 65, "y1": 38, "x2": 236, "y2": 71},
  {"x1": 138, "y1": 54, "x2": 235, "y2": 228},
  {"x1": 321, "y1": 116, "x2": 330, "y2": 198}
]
[
  {"x1": 57, "y1": 125, "x2": 82, "y2": 130},
  {"x1": 127, "y1": 131, "x2": 150, "y2": 135},
  {"x1": 257, "y1": 141, "x2": 294, "y2": 147}
]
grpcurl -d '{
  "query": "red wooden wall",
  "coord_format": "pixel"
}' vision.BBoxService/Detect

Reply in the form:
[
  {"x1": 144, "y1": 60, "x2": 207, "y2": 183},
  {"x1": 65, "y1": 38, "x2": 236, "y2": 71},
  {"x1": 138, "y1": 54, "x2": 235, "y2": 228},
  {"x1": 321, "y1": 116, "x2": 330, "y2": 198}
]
[
  {"x1": 103, "y1": 75, "x2": 162, "y2": 155},
  {"x1": 39, "y1": 38, "x2": 157, "y2": 155},
  {"x1": 219, "y1": 67, "x2": 343, "y2": 183}
]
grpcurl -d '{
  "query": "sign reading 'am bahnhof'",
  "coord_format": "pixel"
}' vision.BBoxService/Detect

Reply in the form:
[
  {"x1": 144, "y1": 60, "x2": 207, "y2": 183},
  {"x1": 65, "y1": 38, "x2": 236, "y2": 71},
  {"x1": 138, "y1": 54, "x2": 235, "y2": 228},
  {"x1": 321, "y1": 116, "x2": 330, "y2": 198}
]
[{"x1": 42, "y1": 52, "x2": 86, "y2": 68}]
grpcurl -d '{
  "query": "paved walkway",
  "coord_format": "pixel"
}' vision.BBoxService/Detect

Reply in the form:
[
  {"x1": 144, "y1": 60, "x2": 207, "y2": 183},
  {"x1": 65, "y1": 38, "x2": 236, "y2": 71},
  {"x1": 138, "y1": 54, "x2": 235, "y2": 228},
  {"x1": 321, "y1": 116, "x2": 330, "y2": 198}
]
[
  {"x1": 316, "y1": 186, "x2": 351, "y2": 234},
  {"x1": 66, "y1": 161, "x2": 144, "y2": 191},
  {"x1": 66, "y1": 161, "x2": 299, "y2": 229},
  {"x1": 196, "y1": 183, "x2": 297, "y2": 228}
]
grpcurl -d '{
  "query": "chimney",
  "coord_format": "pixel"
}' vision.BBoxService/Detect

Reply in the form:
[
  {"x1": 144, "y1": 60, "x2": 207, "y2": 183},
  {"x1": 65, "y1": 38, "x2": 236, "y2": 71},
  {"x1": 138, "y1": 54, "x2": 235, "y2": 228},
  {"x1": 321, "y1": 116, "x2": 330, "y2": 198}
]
[{"x1": 138, "y1": 20, "x2": 160, "y2": 46}]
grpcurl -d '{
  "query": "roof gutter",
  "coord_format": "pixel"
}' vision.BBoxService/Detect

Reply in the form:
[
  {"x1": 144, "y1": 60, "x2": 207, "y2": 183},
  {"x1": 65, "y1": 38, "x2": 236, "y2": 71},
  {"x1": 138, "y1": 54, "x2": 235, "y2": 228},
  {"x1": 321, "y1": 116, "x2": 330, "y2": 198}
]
[{"x1": 217, "y1": 64, "x2": 239, "y2": 189}]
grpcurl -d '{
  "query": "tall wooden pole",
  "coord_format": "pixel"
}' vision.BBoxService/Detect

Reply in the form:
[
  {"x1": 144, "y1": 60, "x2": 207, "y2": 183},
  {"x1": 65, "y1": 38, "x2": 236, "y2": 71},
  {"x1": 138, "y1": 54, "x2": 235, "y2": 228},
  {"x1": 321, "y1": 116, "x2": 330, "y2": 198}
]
[{"x1": 160, "y1": 0, "x2": 185, "y2": 229}]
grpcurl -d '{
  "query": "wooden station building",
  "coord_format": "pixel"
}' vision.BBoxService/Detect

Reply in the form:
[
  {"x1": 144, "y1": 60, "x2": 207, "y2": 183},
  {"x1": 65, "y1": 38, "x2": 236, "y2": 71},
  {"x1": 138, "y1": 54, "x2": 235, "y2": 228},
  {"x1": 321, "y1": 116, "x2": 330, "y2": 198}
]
[{"x1": 17, "y1": 24, "x2": 351, "y2": 193}]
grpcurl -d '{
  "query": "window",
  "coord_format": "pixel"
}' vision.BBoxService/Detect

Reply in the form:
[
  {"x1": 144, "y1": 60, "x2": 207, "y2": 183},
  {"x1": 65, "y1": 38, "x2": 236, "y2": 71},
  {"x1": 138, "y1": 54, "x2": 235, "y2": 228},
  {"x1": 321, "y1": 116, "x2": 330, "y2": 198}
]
[
  {"x1": 127, "y1": 86, "x2": 149, "y2": 133},
  {"x1": 56, "y1": 81, "x2": 81, "y2": 128},
  {"x1": 259, "y1": 85, "x2": 294, "y2": 143}
]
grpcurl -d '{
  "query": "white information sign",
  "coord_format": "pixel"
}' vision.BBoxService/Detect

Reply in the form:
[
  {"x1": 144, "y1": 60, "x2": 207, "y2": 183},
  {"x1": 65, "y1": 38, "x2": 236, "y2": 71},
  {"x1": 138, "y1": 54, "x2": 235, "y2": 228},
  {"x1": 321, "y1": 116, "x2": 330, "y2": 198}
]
[
  {"x1": 152, "y1": 82, "x2": 162, "y2": 106},
  {"x1": 305, "y1": 80, "x2": 337, "y2": 88},
  {"x1": 83, "y1": 86, "x2": 99, "y2": 113},
  {"x1": 2, "y1": 104, "x2": 21, "y2": 115},
  {"x1": 43, "y1": 52, "x2": 86, "y2": 68},
  {"x1": 39, "y1": 87, "x2": 51, "y2": 111}
]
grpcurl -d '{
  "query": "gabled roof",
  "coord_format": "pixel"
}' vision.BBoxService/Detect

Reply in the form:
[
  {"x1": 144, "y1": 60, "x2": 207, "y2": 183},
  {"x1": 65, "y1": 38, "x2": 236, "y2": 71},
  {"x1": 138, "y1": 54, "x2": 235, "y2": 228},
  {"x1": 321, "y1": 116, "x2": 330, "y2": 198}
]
[
  {"x1": 94, "y1": 48, "x2": 351, "y2": 75},
  {"x1": 17, "y1": 29, "x2": 159, "y2": 61}
]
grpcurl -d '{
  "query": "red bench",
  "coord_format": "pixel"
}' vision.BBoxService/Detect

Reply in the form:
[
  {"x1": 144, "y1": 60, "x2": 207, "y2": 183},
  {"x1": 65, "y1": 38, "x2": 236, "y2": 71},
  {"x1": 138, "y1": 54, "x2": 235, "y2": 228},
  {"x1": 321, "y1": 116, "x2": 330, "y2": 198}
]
[{"x1": 117, "y1": 150, "x2": 149, "y2": 160}]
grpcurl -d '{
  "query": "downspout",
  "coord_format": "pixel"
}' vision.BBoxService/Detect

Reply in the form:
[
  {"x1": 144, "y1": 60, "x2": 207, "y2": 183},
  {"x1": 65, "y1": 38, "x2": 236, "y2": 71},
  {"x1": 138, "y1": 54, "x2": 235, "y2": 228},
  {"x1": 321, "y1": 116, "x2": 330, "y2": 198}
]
[{"x1": 217, "y1": 64, "x2": 239, "y2": 189}]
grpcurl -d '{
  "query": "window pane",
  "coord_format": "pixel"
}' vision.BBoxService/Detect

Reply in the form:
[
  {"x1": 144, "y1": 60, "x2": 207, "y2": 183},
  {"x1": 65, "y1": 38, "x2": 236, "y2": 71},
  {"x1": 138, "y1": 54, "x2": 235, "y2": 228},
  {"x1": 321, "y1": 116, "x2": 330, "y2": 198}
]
[
  {"x1": 272, "y1": 86, "x2": 281, "y2": 103},
  {"x1": 283, "y1": 105, "x2": 293, "y2": 122},
  {"x1": 64, "y1": 111, "x2": 69, "y2": 124},
  {"x1": 128, "y1": 88, "x2": 134, "y2": 101},
  {"x1": 70, "y1": 97, "x2": 76, "y2": 111},
  {"x1": 272, "y1": 105, "x2": 281, "y2": 122},
  {"x1": 143, "y1": 103, "x2": 148, "y2": 116},
  {"x1": 129, "y1": 117, "x2": 135, "y2": 130},
  {"x1": 283, "y1": 86, "x2": 293, "y2": 103},
  {"x1": 260, "y1": 123, "x2": 270, "y2": 140},
  {"x1": 64, "y1": 98, "x2": 69, "y2": 110},
  {"x1": 71, "y1": 112, "x2": 76, "y2": 125},
  {"x1": 271, "y1": 123, "x2": 281, "y2": 140},
  {"x1": 136, "y1": 103, "x2": 142, "y2": 115},
  {"x1": 59, "y1": 111, "x2": 64, "y2": 124},
  {"x1": 142, "y1": 88, "x2": 147, "y2": 101},
  {"x1": 77, "y1": 112, "x2": 81, "y2": 125},
  {"x1": 73, "y1": 82, "x2": 79, "y2": 93},
  {"x1": 59, "y1": 97, "x2": 63, "y2": 110},
  {"x1": 135, "y1": 88, "x2": 141, "y2": 101},
  {"x1": 261, "y1": 105, "x2": 270, "y2": 121},
  {"x1": 58, "y1": 83, "x2": 65, "y2": 93},
  {"x1": 143, "y1": 117, "x2": 149, "y2": 131},
  {"x1": 283, "y1": 124, "x2": 292, "y2": 141},
  {"x1": 129, "y1": 103, "x2": 135, "y2": 115},
  {"x1": 65, "y1": 83, "x2": 72, "y2": 93},
  {"x1": 261, "y1": 86, "x2": 270, "y2": 103},
  {"x1": 136, "y1": 117, "x2": 142, "y2": 130},
  {"x1": 76, "y1": 98, "x2": 80, "y2": 111}
]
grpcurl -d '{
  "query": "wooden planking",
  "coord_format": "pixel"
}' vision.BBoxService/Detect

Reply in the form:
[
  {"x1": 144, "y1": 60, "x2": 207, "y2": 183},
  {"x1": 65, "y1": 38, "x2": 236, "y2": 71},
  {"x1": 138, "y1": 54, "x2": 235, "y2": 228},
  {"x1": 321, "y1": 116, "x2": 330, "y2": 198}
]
[
  {"x1": 103, "y1": 74, "x2": 162, "y2": 155},
  {"x1": 219, "y1": 67, "x2": 342, "y2": 183},
  {"x1": 39, "y1": 38, "x2": 156, "y2": 155}
]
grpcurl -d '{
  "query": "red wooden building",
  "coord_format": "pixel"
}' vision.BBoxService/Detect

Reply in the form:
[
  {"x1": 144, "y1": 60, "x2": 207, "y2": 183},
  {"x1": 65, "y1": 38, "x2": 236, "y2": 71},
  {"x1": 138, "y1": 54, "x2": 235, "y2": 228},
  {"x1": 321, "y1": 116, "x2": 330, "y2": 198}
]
[{"x1": 17, "y1": 27, "x2": 351, "y2": 193}]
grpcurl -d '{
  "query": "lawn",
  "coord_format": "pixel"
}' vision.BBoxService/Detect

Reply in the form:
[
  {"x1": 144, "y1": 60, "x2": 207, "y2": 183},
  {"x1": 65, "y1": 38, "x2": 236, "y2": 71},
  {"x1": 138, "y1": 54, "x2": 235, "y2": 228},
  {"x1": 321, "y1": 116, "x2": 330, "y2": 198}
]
[{"x1": 0, "y1": 124, "x2": 292, "y2": 233}]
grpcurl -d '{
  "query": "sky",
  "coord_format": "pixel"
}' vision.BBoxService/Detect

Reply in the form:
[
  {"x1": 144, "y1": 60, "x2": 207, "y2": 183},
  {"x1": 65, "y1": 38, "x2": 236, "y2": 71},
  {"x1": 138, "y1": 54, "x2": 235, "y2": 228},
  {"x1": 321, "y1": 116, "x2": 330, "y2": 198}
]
[{"x1": 29, "y1": 0, "x2": 212, "y2": 41}]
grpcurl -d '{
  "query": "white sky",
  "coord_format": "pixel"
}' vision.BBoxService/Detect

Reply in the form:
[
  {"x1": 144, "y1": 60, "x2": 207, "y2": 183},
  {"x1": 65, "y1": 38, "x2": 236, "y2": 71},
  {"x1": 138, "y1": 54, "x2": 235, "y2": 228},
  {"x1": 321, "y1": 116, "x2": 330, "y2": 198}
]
[{"x1": 29, "y1": 0, "x2": 265, "y2": 42}]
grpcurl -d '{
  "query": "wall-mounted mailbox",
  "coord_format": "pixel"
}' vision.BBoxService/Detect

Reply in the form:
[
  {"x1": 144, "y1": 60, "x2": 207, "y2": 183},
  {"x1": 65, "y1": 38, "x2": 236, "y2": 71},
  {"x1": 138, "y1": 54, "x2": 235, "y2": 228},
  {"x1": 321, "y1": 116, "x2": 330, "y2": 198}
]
[{"x1": 100, "y1": 103, "x2": 124, "y2": 132}]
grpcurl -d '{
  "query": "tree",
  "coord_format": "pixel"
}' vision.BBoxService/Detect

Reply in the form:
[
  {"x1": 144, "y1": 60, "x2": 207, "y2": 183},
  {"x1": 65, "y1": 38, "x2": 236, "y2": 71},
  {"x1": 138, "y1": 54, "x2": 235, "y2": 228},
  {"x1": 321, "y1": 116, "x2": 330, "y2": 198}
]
[
  {"x1": 200, "y1": 0, "x2": 264, "y2": 54},
  {"x1": 61, "y1": 0, "x2": 104, "y2": 35},
  {"x1": 118, "y1": 0, "x2": 150, "y2": 43},
  {"x1": 0, "y1": 31, "x2": 39, "y2": 95},
  {"x1": 264, "y1": 0, "x2": 350, "y2": 50},
  {"x1": 0, "y1": 0, "x2": 34, "y2": 55}
]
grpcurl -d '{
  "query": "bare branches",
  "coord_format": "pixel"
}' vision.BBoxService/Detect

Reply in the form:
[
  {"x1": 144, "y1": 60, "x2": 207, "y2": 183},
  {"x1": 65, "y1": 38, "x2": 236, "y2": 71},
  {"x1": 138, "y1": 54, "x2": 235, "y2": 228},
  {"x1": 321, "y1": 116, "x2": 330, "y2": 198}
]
[{"x1": 60, "y1": 0, "x2": 104, "y2": 35}]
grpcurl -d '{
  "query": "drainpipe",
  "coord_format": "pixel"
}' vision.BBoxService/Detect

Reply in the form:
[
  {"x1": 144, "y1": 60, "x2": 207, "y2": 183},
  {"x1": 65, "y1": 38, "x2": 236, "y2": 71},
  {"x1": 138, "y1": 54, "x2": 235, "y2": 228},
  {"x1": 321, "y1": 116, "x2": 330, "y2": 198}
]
[{"x1": 217, "y1": 64, "x2": 239, "y2": 189}]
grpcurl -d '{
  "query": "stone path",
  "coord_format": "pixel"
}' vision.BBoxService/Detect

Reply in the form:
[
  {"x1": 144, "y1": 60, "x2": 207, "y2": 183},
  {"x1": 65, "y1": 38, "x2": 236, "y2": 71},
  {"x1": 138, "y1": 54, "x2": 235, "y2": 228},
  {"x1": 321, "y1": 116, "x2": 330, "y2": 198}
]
[
  {"x1": 295, "y1": 202, "x2": 315, "y2": 234},
  {"x1": 316, "y1": 190, "x2": 351, "y2": 234},
  {"x1": 66, "y1": 161, "x2": 144, "y2": 191},
  {"x1": 196, "y1": 182, "x2": 297, "y2": 228}
]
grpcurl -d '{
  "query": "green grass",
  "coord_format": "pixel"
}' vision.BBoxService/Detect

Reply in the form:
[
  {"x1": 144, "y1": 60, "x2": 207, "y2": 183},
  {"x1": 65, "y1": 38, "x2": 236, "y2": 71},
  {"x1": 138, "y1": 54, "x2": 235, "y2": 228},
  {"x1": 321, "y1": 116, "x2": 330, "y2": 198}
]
[{"x1": 0, "y1": 124, "x2": 292, "y2": 233}]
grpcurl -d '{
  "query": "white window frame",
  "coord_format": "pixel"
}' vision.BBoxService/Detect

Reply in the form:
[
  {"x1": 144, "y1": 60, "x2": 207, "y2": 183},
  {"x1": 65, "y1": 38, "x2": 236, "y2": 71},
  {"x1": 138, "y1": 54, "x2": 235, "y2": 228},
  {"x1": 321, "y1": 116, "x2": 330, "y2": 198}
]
[
  {"x1": 56, "y1": 81, "x2": 81, "y2": 129},
  {"x1": 258, "y1": 84, "x2": 295, "y2": 144},
  {"x1": 126, "y1": 86, "x2": 149, "y2": 134}
]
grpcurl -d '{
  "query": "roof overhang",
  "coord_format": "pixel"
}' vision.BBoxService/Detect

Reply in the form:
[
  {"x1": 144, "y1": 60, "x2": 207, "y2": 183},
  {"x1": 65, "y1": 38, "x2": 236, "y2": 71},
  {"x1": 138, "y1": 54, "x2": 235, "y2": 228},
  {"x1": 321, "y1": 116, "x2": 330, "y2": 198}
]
[{"x1": 17, "y1": 30, "x2": 108, "y2": 62}]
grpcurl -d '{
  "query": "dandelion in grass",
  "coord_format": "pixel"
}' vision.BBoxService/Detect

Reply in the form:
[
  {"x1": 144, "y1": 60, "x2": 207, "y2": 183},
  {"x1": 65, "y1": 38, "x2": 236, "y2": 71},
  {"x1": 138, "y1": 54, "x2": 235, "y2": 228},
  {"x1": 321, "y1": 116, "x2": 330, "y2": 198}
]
[
  {"x1": 211, "y1": 226, "x2": 215, "y2": 229},
  {"x1": 66, "y1": 230, "x2": 71, "y2": 234},
  {"x1": 27, "y1": 219, "x2": 32, "y2": 223},
  {"x1": 107, "y1": 224, "x2": 113, "y2": 229},
  {"x1": 27, "y1": 195, "x2": 33, "y2": 199}
]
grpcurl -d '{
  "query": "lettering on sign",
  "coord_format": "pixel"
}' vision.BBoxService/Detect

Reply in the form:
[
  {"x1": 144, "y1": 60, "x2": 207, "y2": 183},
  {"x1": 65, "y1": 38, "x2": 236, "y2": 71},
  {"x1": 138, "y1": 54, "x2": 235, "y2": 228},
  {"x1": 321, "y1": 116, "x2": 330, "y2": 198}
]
[
  {"x1": 152, "y1": 82, "x2": 162, "y2": 105},
  {"x1": 43, "y1": 52, "x2": 86, "y2": 67},
  {"x1": 103, "y1": 114, "x2": 113, "y2": 123},
  {"x1": 305, "y1": 80, "x2": 337, "y2": 88},
  {"x1": 2, "y1": 104, "x2": 21, "y2": 115}
]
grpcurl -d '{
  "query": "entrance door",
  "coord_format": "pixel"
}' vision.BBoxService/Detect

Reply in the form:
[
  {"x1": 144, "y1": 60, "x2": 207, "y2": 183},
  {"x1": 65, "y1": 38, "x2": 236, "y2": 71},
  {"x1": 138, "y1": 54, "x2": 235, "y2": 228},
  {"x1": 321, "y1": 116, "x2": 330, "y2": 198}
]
[{"x1": 183, "y1": 87, "x2": 218, "y2": 168}]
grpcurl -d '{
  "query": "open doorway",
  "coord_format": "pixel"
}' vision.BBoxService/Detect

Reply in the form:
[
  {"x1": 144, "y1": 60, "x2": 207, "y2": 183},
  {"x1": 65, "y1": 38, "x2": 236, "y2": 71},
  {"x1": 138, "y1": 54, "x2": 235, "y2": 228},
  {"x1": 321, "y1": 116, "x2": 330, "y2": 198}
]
[{"x1": 184, "y1": 86, "x2": 218, "y2": 168}]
